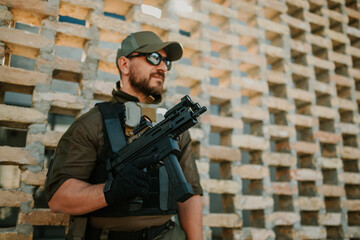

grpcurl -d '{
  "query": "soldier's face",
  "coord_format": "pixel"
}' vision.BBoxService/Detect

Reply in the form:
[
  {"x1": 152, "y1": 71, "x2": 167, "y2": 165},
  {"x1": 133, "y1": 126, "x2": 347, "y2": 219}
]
[{"x1": 128, "y1": 49, "x2": 168, "y2": 96}]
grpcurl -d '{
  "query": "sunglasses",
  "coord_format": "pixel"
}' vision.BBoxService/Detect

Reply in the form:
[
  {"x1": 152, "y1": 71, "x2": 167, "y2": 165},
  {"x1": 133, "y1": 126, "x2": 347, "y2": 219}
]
[{"x1": 127, "y1": 52, "x2": 172, "y2": 71}]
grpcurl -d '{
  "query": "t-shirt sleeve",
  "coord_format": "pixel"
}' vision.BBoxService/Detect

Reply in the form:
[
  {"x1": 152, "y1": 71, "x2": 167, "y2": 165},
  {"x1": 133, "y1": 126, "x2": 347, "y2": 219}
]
[
  {"x1": 178, "y1": 130, "x2": 203, "y2": 195},
  {"x1": 45, "y1": 109, "x2": 103, "y2": 201}
]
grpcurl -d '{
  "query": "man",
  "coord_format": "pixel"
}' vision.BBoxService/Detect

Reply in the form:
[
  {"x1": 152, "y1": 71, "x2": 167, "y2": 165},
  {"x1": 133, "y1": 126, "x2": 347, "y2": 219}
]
[{"x1": 45, "y1": 31, "x2": 203, "y2": 240}]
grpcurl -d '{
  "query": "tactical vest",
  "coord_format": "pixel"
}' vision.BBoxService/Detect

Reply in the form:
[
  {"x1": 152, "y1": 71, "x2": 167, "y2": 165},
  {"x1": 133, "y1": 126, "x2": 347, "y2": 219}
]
[{"x1": 87, "y1": 101, "x2": 177, "y2": 218}]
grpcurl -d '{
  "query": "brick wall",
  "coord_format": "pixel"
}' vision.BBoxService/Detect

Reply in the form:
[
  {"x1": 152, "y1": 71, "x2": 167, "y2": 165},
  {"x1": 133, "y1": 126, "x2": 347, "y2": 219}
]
[{"x1": 0, "y1": 0, "x2": 359, "y2": 239}]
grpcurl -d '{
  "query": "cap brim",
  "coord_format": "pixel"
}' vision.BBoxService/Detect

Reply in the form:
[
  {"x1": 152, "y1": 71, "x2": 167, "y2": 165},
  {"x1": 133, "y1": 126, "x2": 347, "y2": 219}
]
[{"x1": 136, "y1": 41, "x2": 183, "y2": 61}]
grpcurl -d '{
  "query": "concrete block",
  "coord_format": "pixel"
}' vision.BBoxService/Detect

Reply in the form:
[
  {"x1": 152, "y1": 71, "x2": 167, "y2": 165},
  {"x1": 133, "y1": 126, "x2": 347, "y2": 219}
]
[
  {"x1": 288, "y1": 88, "x2": 314, "y2": 103},
  {"x1": 0, "y1": 65, "x2": 48, "y2": 87},
  {"x1": 0, "y1": 104, "x2": 47, "y2": 128},
  {"x1": 0, "y1": 6, "x2": 12, "y2": 24},
  {"x1": 169, "y1": 33, "x2": 210, "y2": 53},
  {"x1": 338, "y1": 146, "x2": 360, "y2": 159},
  {"x1": 265, "y1": 125, "x2": 296, "y2": 139},
  {"x1": 290, "y1": 168, "x2": 322, "y2": 181},
  {"x1": 263, "y1": 152, "x2": 296, "y2": 167},
  {"x1": 37, "y1": 56, "x2": 82, "y2": 73},
  {"x1": 326, "y1": 29, "x2": 350, "y2": 44},
  {"x1": 291, "y1": 63, "x2": 314, "y2": 78},
  {"x1": 304, "y1": 12, "x2": 328, "y2": 26},
  {"x1": 200, "y1": 179, "x2": 239, "y2": 194},
  {"x1": 232, "y1": 105, "x2": 269, "y2": 122},
  {"x1": 318, "y1": 157, "x2": 343, "y2": 169},
  {"x1": 261, "y1": 44, "x2": 286, "y2": 59},
  {"x1": 200, "y1": 145, "x2": 241, "y2": 162},
  {"x1": 318, "y1": 184, "x2": 345, "y2": 197},
  {"x1": 294, "y1": 227, "x2": 327, "y2": 239},
  {"x1": 238, "y1": 228, "x2": 275, "y2": 240},
  {"x1": 203, "y1": 213, "x2": 242, "y2": 228},
  {"x1": 203, "y1": 85, "x2": 240, "y2": 104},
  {"x1": 313, "y1": 131, "x2": 341, "y2": 144},
  {"x1": 269, "y1": 182, "x2": 298, "y2": 195},
  {"x1": 329, "y1": 52, "x2": 352, "y2": 67},
  {"x1": 347, "y1": 26, "x2": 360, "y2": 38},
  {"x1": 230, "y1": 22, "x2": 264, "y2": 39},
  {"x1": 294, "y1": 197, "x2": 325, "y2": 210},
  {"x1": 310, "y1": 105, "x2": 339, "y2": 119},
  {"x1": 333, "y1": 98, "x2": 357, "y2": 111},
  {"x1": 266, "y1": 70, "x2": 288, "y2": 85},
  {"x1": 290, "y1": 39, "x2": 311, "y2": 54},
  {"x1": 267, "y1": 212, "x2": 300, "y2": 225},
  {"x1": 235, "y1": 77, "x2": 268, "y2": 95},
  {"x1": 285, "y1": 0, "x2": 309, "y2": 9},
  {"x1": 232, "y1": 165, "x2": 269, "y2": 179},
  {"x1": 267, "y1": 96, "x2": 295, "y2": 112},
  {"x1": 0, "y1": 27, "x2": 54, "y2": 50},
  {"x1": 259, "y1": 0, "x2": 287, "y2": 13},
  {"x1": 42, "y1": 19, "x2": 97, "y2": 40},
  {"x1": 339, "y1": 172, "x2": 360, "y2": 184},
  {"x1": 202, "y1": 55, "x2": 236, "y2": 71},
  {"x1": 234, "y1": 196, "x2": 273, "y2": 210},
  {"x1": 312, "y1": 80, "x2": 336, "y2": 95},
  {"x1": 305, "y1": 34, "x2": 332, "y2": 48},
  {"x1": 89, "y1": 12, "x2": 139, "y2": 34},
  {"x1": 348, "y1": 226, "x2": 360, "y2": 238},
  {"x1": 307, "y1": 55, "x2": 335, "y2": 70},
  {"x1": 0, "y1": 189, "x2": 33, "y2": 207},
  {"x1": 344, "y1": 200, "x2": 360, "y2": 211},
  {"x1": 202, "y1": 115, "x2": 243, "y2": 131},
  {"x1": 128, "y1": 8, "x2": 177, "y2": 31},
  {"x1": 282, "y1": 15, "x2": 310, "y2": 32},
  {"x1": 257, "y1": 18, "x2": 289, "y2": 35},
  {"x1": 196, "y1": 161, "x2": 209, "y2": 174},
  {"x1": 0, "y1": 0, "x2": 58, "y2": 16},
  {"x1": 319, "y1": 212, "x2": 341, "y2": 226},
  {"x1": 20, "y1": 209, "x2": 69, "y2": 225},
  {"x1": 291, "y1": 141, "x2": 319, "y2": 154},
  {"x1": 287, "y1": 114, "x2": 318, "y2": 128},
  {"x1": 232, "y1": 135, "x2": 269, "y2": 151},
  {"x1": 87, "y1": 45, "x2": 115, "y2": 63},
  {"x1": 20, "y1": 169, "x2": 47, "y2": 186},
  {"x1": 201, "y1": 0, "x2": 237, "y2": 19},
  {"x1": 322, "y1": 8, "x2": 348, "y2": 23},
  {"x1": 347, "y1": 45, "x2": 360, "y2": 58},
  {"x1": 331, "y1": 74, "x2": 354, "y2": 87},
  {"x1": 175, "y1": 64, "x2": 209, "y2": 81}
]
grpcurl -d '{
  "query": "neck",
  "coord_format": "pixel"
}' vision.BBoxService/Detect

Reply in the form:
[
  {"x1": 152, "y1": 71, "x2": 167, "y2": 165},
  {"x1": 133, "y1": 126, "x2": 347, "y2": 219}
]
[{"x1": 119, "y1": 82, "x2": 147, "y2": 103}]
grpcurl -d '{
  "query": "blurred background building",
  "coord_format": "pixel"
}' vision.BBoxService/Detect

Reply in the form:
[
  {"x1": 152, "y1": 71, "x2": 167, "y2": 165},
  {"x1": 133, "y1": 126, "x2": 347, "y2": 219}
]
[{"x1": 0, "y1": 0, "x2": 360, "y2": 239}]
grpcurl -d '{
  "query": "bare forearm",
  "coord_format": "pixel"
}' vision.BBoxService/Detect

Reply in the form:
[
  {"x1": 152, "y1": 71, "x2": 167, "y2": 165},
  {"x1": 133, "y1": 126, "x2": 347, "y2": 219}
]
[
  {"x1": 48, "y1": 178, "x2": 107, "y2": 215},
  {"x1": 177, "y1": 195, "x2": 203, "y2": 240}
]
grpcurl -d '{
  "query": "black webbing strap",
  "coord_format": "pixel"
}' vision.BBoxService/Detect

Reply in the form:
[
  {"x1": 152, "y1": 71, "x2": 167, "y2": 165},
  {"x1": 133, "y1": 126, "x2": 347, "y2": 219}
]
[{"x1": 96, "y1": 102, "x2": 127, "y2": 153}]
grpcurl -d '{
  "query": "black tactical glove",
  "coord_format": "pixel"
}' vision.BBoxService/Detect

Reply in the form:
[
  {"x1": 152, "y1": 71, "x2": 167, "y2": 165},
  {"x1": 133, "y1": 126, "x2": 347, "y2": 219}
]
[{"x1": 103, "y1": 155, "x2": 158, "y2": 206}]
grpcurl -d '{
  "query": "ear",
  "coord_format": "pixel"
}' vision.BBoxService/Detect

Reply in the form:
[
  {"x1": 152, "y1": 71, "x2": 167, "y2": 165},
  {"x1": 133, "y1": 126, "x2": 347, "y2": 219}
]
[{"x1": 118, "y1": 57, "x2": 130, "y2": 76}]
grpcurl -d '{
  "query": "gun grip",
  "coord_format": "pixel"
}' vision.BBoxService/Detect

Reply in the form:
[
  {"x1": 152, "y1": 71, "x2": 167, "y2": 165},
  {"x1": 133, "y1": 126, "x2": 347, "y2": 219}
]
[{"x1": 164, "y1": 154, "x2": 194, "y2": 203}]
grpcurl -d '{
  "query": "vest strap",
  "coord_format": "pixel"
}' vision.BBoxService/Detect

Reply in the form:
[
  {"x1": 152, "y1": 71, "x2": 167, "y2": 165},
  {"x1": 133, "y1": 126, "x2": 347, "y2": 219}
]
[{"x1": 96, "y1": 102, "x2": 127, "y2": 153}]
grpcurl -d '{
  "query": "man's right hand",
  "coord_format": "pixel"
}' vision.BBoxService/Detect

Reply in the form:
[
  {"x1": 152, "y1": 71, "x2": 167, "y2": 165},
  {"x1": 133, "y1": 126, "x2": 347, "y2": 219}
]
[{"x1": 103, "y1": 155, "x2": 158, "y2": 206}]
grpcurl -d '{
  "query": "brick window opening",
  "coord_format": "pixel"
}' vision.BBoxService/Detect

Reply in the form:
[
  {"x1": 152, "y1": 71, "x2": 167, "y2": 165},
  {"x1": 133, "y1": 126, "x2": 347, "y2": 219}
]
[
  {"x1": 243, "y1": 120, "x2": 264, "y2": 136},
  {"x1": 47, "y1": 112, "x2": 75, "y2": 132},
  {"x1": 0, "y1": 127, "x2": 27, "y2": 147},
  {"x1": 339, "y1": 109, "x2": 354, "y2": 123},
  {"x1": 34, "y1": 186, "x2": 49, "y2": 208},
  {"x1": 295, "y1": 100, "x2": 311, "y2": 115},
  {"x1": 319, "y1": 118, "x2": 335, "y2": 132},
  {"x1": 270, "y1": 138, "x2": 291, "y2": 153},
  {"x1": 298, "y1": 181, "x2": 317, "y2": 196},
  {"x1": 314, "y1": 67, "x2": 330, "y2": 83},
  {"x1": 342, "y1": 134, "x2": 358, "y2": 148},
  {"x1": 345, "y1": 184, "x2": 360, "y2": 199},
  {"x1": 292, "y1": 74, "x2": 309, "y2": 90},
  {"x1": 325, "y1": 197, "x2": 341, "y2": 212},
  {"x1": 301, "y1": 211, "x2": 318, "y2": 226},
  {"x1": 242, "y1": 179, "x2": 263, "y2": 196},
  {"x1": 269, "y1": 110, "x2": 288, "y2": 126},
  {"x1": 33, "y1": 226, "x2": 66, "y2": 239},
  {"x1": 316, "y1": 93, "x2": 332, "y2": 107},
  {"x1": 322, "y1": 169, "x2": 338, "y2": 185},
  {"x1": 335, "y1": 62, "x2": 349, "y2": 77},
  {"x1": 312, "y1": 45, "x2": 328, "y2": 60},
  {"x1": 270, "y1": 167, "x2": 290, "y2": 182},
  {"x1": 274, "y1": 195, "x2": 294, "y2": 212},
  {"x1": 343, "y1": 159, "x2": 360, "y2": 173},
  {"x1": 297, "y1": 154, "x2": 316, "y2": 169},
  {"x1": 296, "y1": 126, "x2": 314, "y2": 142},
  {"x1": 243, "y1": 210, "x2": 265, "y2": 228},
  {"x1": 348, "y1": 211, "x2": 360, "y2": 226},
  {"x1": 274, "y1": 226, "x2": 293, "y2": 240},
  {"x1": 320, "y1": 143, "x2": 337, "y2": 158},
  {"x1": 0, "y1": 207, "x2": 19, "y2": 227},
  {"x1": 268, "y1": 83, "x2": 287, "y2": 98},
  {"x1": 326, "y1": 226, "x2": 344, "y2": 239}
]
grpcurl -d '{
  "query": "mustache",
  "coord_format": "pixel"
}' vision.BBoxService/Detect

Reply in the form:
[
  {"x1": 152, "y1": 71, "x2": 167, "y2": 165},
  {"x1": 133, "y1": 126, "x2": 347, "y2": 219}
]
[{"x1": 150, "y1": 71, "x2": 165, "y2": 80}]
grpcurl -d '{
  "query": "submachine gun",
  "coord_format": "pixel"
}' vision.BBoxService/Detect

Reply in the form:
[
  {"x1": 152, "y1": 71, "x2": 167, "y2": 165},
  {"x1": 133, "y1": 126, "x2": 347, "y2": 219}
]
[{"x1": 106, "y1": 95, "x2": 207, "y2": 203}]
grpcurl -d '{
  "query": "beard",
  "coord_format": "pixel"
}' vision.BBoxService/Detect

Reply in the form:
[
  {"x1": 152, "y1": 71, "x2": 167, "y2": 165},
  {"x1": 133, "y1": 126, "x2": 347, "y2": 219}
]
[{"x1": 129, "y1": 67, "x2": 165, "y2": 97}]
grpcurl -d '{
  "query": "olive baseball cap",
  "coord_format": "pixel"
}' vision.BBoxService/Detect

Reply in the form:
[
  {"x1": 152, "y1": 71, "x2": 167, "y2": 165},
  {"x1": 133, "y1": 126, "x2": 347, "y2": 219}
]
[{"x1": 116, "y1": 31, "x2": 183, "y2": 67}]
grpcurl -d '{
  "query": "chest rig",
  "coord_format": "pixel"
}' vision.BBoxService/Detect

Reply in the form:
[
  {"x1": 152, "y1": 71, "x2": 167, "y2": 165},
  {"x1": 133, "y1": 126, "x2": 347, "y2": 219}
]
[{"x1": 88, "y1": 101, "x2": 177, "y2": 217}]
